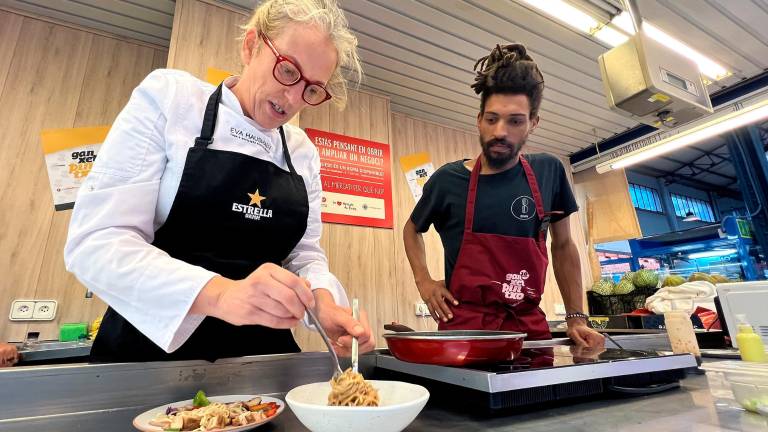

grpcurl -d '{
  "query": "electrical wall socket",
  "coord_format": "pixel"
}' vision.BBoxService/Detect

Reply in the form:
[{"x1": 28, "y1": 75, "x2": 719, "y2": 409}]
[
  {"x1": 9, "y1": 300, "x2": 35, "y2": 320},
  {"x1": 9, "y1": 300, "x2": 57, "y2": 321},
  {"x1": 33, "y1": 301, "x2": 57, "y2": 320},
  {"x1": 414, "y1": 301, "x2": 431, "y2": 317}
]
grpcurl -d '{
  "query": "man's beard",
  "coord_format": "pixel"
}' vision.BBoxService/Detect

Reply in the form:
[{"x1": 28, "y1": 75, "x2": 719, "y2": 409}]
[{"x1": 480, "y1": 136, "x2": 525, "y2": 169}]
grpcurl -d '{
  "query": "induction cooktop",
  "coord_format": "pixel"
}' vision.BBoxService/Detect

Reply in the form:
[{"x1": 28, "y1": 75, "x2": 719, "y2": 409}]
[{"x1": 373, "y1": 344, "x2": 698, "y2": 412}]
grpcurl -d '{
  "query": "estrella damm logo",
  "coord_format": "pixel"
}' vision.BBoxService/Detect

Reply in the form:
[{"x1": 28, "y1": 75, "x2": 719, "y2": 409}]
[{"x1": 231, "y1": 189, "x2": 273, "y2": 221}]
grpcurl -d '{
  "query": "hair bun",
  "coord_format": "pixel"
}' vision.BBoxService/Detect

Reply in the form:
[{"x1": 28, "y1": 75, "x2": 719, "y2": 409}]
[
  {"x1": 504, "y1": 43, "x2": 528, "y2": 60},
  {"x1": 469, "y1": 42, "x2": 545, "y2": 118}
]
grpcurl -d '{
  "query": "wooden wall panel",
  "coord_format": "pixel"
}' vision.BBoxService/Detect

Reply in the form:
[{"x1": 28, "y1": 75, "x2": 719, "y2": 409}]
[
  {"x1": 0, "y1": 11, "x2": 23, "y2": 96},
  {"x1": 0, "y1": 9, "x2": 166, "y2": 342},
  {"x1": 573, "y1": 167, "x2": 641, "y2": 244},
  {"x1": 152, "y1": 49, "x2": 169, "y2": 72},
  {"x1": 74, "y1": 39, "x2": 160, "y2": 124},
  {"x1": 166, "y1": 0, "x2": 244, "y2": 80}
]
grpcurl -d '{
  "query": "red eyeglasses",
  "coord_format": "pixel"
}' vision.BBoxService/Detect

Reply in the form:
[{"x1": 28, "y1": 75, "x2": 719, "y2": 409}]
[{"x1": 260, "y1": 32, "x2": 332, "y2": 106}]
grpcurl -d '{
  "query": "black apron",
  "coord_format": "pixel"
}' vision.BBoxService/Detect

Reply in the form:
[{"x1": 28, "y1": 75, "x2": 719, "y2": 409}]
[{"x1": 90, "y1": 83, "x2": 309, "y2": 362}]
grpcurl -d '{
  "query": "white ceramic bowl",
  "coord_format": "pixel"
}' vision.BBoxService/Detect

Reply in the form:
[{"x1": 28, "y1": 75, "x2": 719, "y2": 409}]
[{"x1": 285, "y1": 380, "x2": 429, "y2": 432}]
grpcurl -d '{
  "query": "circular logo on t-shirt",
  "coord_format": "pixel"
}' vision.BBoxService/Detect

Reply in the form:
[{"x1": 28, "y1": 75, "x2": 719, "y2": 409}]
[{"x1": 511, "y1": 196, "x2": 535, "y2": 220}]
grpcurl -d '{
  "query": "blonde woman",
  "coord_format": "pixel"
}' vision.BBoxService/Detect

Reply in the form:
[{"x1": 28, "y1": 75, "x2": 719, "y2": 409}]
[{"x1": 65, "y1": 0, "x2": 374, "y2": 362}]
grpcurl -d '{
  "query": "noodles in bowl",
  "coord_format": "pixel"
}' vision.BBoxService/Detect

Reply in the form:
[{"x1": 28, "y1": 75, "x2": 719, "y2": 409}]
[
  {"x1": 328, "y1": 368, "x2": 380, "y2": 407},
  {"x1": 286, "y1": 378, "x2": 429, "y2": 432}
]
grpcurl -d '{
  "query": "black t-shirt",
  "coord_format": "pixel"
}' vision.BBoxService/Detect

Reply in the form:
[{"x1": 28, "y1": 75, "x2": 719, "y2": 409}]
[{"x1": 410, "y1": 153, "x2": 578, "y2": 287}]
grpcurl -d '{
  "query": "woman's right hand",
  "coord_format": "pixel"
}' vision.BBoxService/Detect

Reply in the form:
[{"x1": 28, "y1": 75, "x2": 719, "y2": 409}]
[
  {"x1": 192, "y1": 263, "x2": 315, "y2": 328},
  {"x1": 416, "y1": 279, "x2": 458, "y2": 323}
]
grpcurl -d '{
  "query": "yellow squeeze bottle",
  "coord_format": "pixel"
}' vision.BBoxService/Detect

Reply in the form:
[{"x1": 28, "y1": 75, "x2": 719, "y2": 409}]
[{"x1": 735, "y1": 314, "x2": 767, "y2": 363}]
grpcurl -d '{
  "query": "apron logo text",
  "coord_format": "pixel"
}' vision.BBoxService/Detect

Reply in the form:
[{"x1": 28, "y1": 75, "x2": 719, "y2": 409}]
[
  {"x1": 494, "y1": 270, "x2": 531, "y2": 300},
  {"x1": 230, "y1": 127, "x2": 272, "y2": 153},
  {"x1": 232, "y1": 190, "x2": 273, "y2": 221}
]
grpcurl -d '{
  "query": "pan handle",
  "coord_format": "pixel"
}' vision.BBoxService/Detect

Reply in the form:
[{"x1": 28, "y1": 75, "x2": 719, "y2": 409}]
[{"x1": 384, "y1": 322, "x2": 416, "y2": 332}]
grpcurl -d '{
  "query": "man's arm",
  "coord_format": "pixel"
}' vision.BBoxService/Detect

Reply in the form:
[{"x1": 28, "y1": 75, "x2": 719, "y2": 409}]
[
  {"x1": 403, "y1": 219, "x2": 432, "y2": 287},
  {"x1": 403, "y1": 220, "x2": 457, "y2": 322},
  {"x1": 550, "y1": 216, "x2": 584, "y2": 315},
  {"x1": 550, "y1": 216, "x2": 604, "y2": 347}
]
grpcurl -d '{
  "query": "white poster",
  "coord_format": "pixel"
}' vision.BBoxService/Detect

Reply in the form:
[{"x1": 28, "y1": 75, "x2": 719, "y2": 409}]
[
  {"x1": 399, "y1": 152, "x2": 435, "y2": 202},
  {"x1": 41, "y1": 126, "x2": 109, "y2": 210}
]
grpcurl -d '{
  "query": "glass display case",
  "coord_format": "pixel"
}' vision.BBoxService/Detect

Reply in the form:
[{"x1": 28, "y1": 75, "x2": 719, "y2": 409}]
[{"x1": 627, "y1": 217, "x2": 761, "y2": 281}]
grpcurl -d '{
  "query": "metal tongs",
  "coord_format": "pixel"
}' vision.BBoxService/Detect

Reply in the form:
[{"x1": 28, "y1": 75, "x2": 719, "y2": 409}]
[
  {"x1": 602, "y1": 332, "x2": 625, "y2": 350},
  {"x1": 351, "y1": 298, "x2": 359, "y2": 373}
]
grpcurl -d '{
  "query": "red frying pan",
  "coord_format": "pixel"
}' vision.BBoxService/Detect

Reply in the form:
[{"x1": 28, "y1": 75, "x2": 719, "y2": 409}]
[{"x1": 383, "y1": 323, "x2": 526, "y2": 366}]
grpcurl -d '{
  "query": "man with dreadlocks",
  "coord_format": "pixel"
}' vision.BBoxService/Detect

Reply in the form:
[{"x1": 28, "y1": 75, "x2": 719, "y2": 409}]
[{"x1": 403, "y1": 43, "x2": 604, "y2": 347}]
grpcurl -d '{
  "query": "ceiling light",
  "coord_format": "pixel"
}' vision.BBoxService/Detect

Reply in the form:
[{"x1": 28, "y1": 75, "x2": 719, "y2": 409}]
[
  {"x1": 688, "y1": 249, "x2": 737, "y2": 259},
  {"x1": 594, "y1": 25, "x2": 630, "y2": 46},
  {"x1": 518, "y1": 0, "x2": 600, "y2": 33},
  {"x1": 596, "y1": 98, "x2": 768, "y2": 172},
  {"x1": 519, "y1": 1, "x2": 728, "y2": 80},
  {"x1": 612, "y1": 12, "x2": 729, "y2": 80}
]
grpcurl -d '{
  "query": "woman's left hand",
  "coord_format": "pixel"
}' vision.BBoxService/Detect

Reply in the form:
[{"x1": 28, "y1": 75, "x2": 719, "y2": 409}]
[
  {"x1": 0, "y1": 343, "x2": 19, "y2": 367},
  {"x1": 313, "y1": 288, "x2": 375, "y2": 356}
]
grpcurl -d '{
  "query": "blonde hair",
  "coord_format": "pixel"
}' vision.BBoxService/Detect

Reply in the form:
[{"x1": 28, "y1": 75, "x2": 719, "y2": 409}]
[{"x1": 241, "y1": 0, "x2": 362, "y2": 109}]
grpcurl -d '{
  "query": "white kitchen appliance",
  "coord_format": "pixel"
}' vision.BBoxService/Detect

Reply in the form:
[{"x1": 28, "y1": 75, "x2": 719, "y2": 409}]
[
  {"x1": 716, "y1": 281, "x2": 768, "y2": 348},
  {"x1": 598, "y1": 31, "x2": 713, "y2": 129}
]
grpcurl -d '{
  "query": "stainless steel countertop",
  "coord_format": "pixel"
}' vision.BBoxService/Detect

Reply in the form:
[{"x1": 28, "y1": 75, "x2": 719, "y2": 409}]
[
  {"x1": 1, "y1": 335, "x2": 765, "y2": 431},
  {"x1": 17, "y1": 340, "x2": 92, "y2": 363},
  {"x1": 3, "y1": 369, "x2": 765, "y2": 431},
  {"x1": 5, "y1": 374, "x2": 767, "y2": 432}
]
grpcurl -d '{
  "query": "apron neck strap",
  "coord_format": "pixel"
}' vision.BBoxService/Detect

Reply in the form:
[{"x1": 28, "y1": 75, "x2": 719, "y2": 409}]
[
  {"x1": 195, "y1": 83, "x2": 224, "y2": 148},
  {"x1": 465, "y1": 155, "x2": 548, "y2": 241},
  {"x1": 465, "y1": 157, "x2": 483, "y2": 232},
  {"x1": 519, "y1": 156, "x2": 545, "y2": 221},
  {"x1": 519, "y1": 156, "x2": 550, "y2": 242},
  {"x1": 194, "y1": 83, "x2": 297, "y2": 176},
  {"x1": 278, "y1": 126, "x2": 297, "y2": 175}
]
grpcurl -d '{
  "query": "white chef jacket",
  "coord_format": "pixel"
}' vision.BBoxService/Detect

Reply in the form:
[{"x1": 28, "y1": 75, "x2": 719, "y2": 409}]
[{"x1": 64, "y1": 69, "x2": 347, "y2": 353}]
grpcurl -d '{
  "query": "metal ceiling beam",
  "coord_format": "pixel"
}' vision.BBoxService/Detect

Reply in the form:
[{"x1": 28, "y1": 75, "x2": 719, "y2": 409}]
[
  {"x1": 650, "y1": 152, "x2": 736, "y2": 183},
  {"x1": 685, "y1": 145, "x2": 730, "y2": 161},
  {"x1": 663, "y1": 155, "x2": 736, "y2": 181},
  {"x1": 629, "y1": 166, "x2": 741, "y2": 199}
]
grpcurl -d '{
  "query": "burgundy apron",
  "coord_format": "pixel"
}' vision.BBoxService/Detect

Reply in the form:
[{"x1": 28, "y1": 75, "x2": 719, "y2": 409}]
[{"x1": 438, "y1": 156, "x2": 554, "y2": 340}]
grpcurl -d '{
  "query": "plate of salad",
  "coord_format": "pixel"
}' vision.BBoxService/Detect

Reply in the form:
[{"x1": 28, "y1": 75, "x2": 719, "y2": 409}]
[{"x1": 133, "y1": 390, "x2": 283, "y2": 431}]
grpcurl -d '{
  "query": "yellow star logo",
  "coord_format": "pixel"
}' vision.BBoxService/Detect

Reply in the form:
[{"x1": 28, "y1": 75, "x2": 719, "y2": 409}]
[{"x1": 247, "y1": 190, "x2": 266, "y2": 207}]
